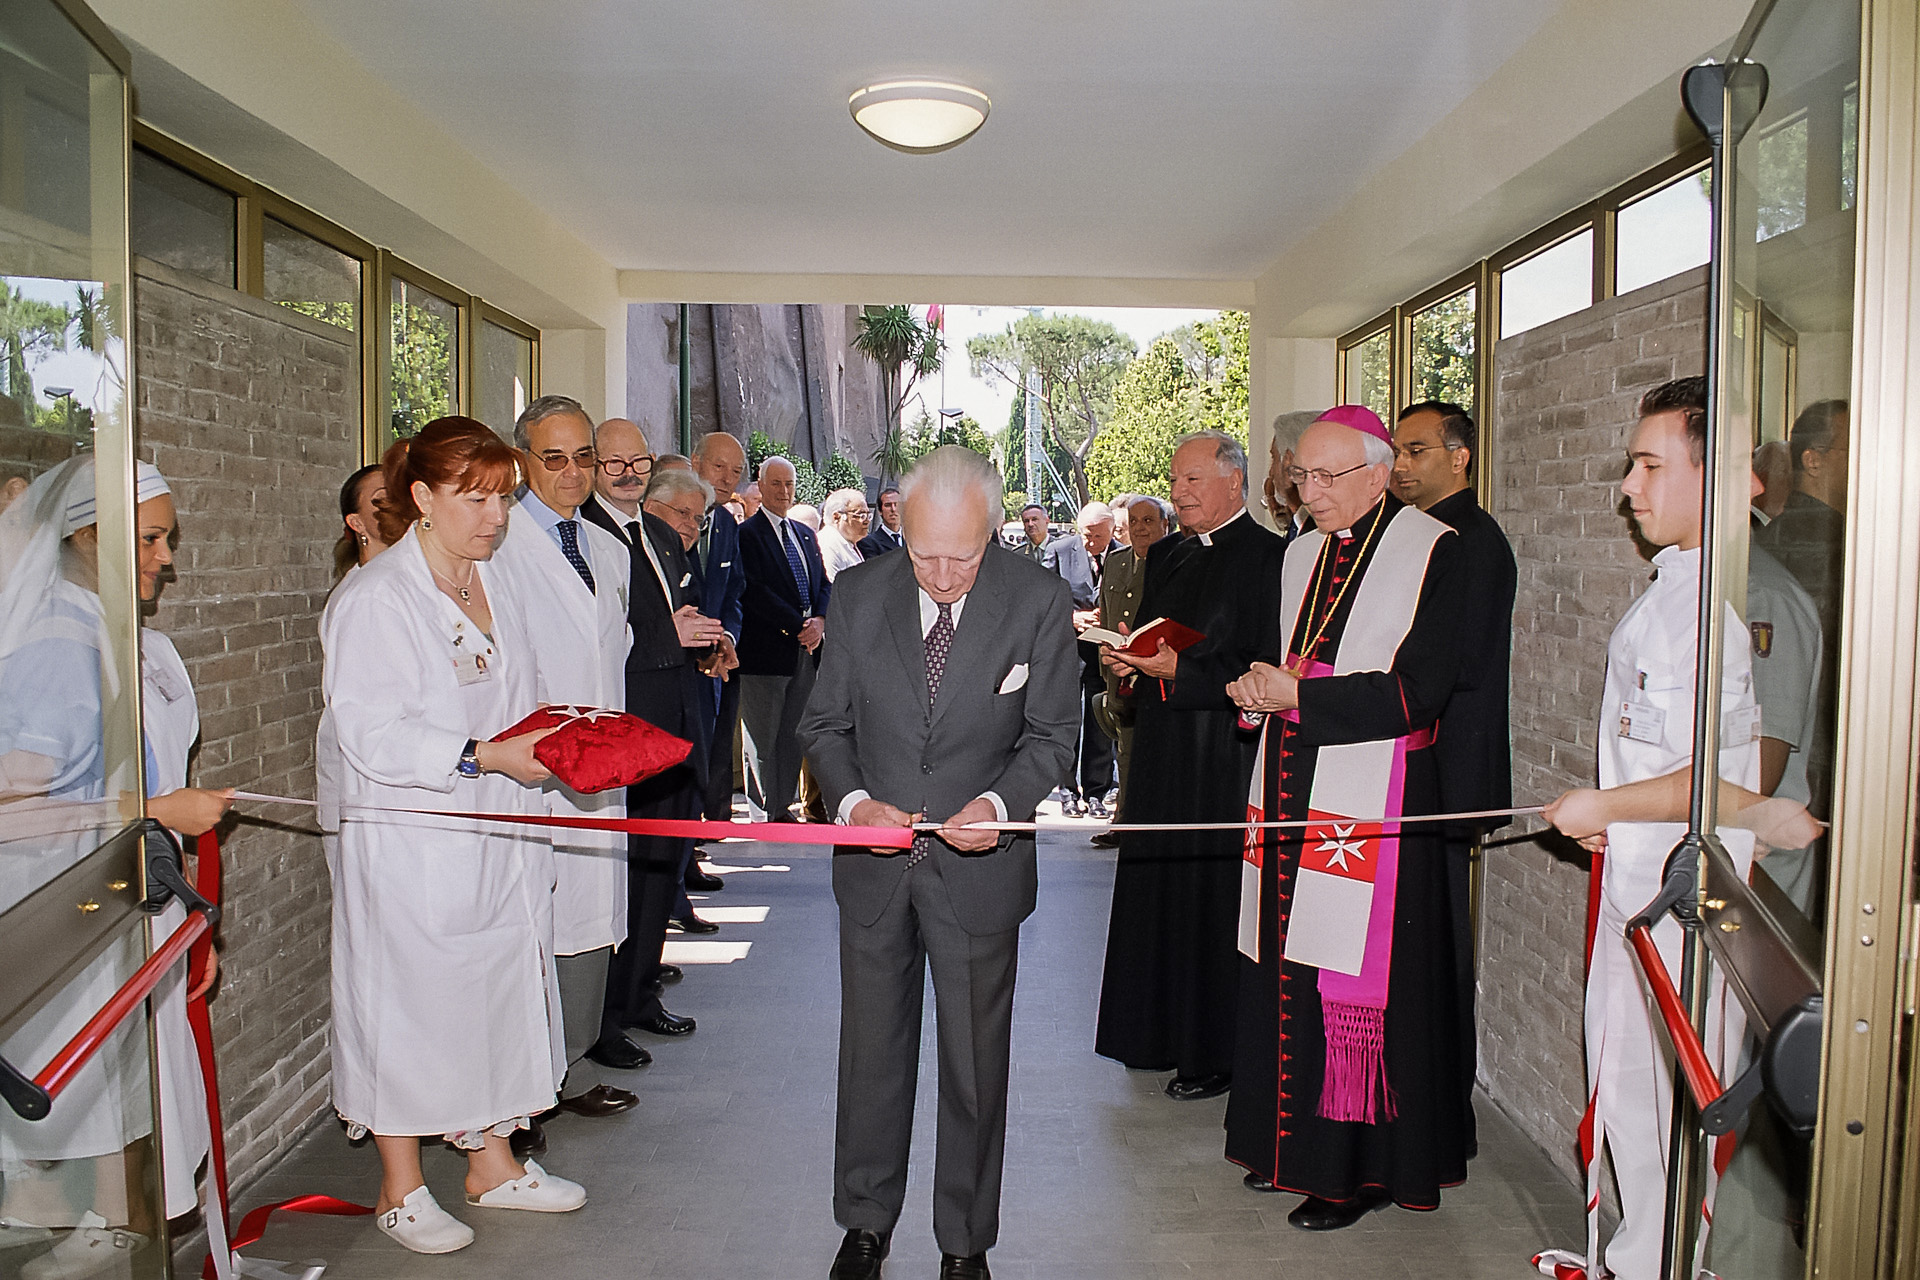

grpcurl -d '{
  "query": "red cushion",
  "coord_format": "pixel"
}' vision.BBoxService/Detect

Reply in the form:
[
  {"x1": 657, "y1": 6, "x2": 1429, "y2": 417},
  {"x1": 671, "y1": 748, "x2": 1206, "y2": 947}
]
[{"x1": 490, "y1": 705, "x2": 692, "y2": 794}]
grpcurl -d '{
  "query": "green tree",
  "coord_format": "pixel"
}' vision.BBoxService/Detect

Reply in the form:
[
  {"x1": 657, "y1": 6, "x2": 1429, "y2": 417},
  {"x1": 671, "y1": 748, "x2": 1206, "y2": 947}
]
[
  {"x1": 852, "y1": 306, "x2": 943, "y2": 478},
  {"x1": 390, "y1": 298, "x2": 455, "y2": 438},
  {"x1": 1083, "y1": 311, "x2": 1250, "y2": 501},
  {"x1": 1410, "y1": 292, "x2": 1476, "y2": 409},
  {"x1": 747, "y1": 430, "x2": 780, "y2": 478},
  {"x1": 0, "y1": 282, "x2": 72, "y2": 419},
  {"x1": 967, "y1": 313, "x2": 1135, "y2": 506},
  {"x1": 820, "y1": 451, "x2": 863, "y2": 494}
]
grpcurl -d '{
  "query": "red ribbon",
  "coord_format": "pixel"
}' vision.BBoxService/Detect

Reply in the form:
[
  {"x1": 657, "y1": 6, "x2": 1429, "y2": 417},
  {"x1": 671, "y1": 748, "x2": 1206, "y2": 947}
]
[{"x1": 190, "y1": 831, "x2": 371, "y2": 1280}]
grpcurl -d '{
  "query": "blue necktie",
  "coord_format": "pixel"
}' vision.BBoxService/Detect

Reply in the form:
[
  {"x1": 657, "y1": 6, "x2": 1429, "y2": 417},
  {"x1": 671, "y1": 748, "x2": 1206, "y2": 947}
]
[
  {"x1": 556, "y1": 519, "x2": 594, "y2": 594},
  {"x1": 780, "y1": 520, "x2": 812, "y2": 613}
]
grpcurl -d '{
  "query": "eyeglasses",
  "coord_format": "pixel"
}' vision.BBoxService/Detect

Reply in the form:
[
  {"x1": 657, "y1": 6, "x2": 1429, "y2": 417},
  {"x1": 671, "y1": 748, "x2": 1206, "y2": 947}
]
[
  {"x1": 1285, "y1": 462, "x2": 1371, "y2": 489},
  {"x1": 1392, "y1": 442, "x2": 1459, "y2": 461},
  {"x1": 598, "y1": 456, "x2": 654, "y2": 477},
  {"x1": 535, "y1": 448, "x2": 598, "y2": 472}
]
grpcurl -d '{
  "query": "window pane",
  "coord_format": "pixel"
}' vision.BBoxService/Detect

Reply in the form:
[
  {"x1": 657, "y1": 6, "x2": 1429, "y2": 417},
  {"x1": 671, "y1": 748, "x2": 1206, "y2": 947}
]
[
  {"x1": 1840, "y1": 85, "x2": 1858, "y2": 211},
  {"x1": 477, "y1": 320, "x2": 534, "y2": 437},
  {"x1": 129, "y1": 148, "x2": 236, "y2": 287},
  {"x1": 264, "y1": 217, "x2": 359, "y2": 331},
  {"x1": 390, "y1": 277, "x2": 458, "y2": 439},
  {"x1": 1754, "y1": 114, "x2": 1808, "y2": 241},
  {"x1": 1616, "y1": 170, "x2": 1712, "y2": 295},
  {"x1": 1343, "y1": 330, "x2": 1391, "y2": 420},
  {"x1": 1410, "y1": 287, "x2": 1476, "y2": 410},
  {"x1": 1499, "y1": 229, "x2": 1592, "y2": 338}
]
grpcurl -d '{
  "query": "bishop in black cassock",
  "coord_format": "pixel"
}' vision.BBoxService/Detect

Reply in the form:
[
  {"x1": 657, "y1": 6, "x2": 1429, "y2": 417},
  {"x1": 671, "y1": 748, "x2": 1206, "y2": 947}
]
[
  {"x1": 1224, "y1": 408, "x2": 1472, "y2": 1229},
  {"x1": 1095, "y1": 435, "x2": 1285, "y2": 1096}
]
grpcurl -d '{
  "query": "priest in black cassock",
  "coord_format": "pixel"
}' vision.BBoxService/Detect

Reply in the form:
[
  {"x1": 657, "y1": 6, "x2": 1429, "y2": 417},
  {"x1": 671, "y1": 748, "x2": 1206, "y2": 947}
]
[
  {"x1": 1095, "y1": 431, "x2": 1286, "y2": 1101},
  {"x1": 1223, "y1": 405, "x2": 1472, "y2": 1231}
]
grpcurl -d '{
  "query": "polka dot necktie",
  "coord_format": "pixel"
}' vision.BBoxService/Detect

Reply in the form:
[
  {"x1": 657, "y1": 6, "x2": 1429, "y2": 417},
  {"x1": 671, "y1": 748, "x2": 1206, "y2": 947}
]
[
  {"x1": 556, "y1": 519, "x2": 595, "y2": 595},
  {"x1": 908, "y1": 601, "x2": 956, "y2": 869}
]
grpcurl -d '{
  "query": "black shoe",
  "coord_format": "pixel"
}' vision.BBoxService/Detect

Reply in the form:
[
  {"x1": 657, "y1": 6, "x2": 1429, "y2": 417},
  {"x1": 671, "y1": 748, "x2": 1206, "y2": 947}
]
[
  {"x1": 829, "y1": 1228, "x2": 889, "y2": 1280},
  {"x1": 939, "y1": 1252, "x2": 990, "y2": 1280},
  {"x1": 1165, "y1": 1072, "x2": 1232, "y2": 1101},
  {"x1": 658, "y1": 963, "x2": 684, "y2": 984},
  {"x1": 585, "y1": 1033, "x2": 652, "y2": 1070},
  {"x1": 1090, "y1": 829, "x2": 1120, "y2": 848},
  {"x1": 508, "y1": 1118, "x2": 546, "y2": 1158},
  {"x1": 685, "y1": 868, "x2": 726, "y2": 892},
  {"x1": 1243, "y1": 1171, "x2": 1282, "y2": 1193},
  {"x1": 1286, "y1": 1188, "x2": 1392, "y2": 1231},
  {"x1": 667, "y1": 913, "x2": 721, "y2": 935},
  {"x1": 634, "y1": 1009, "x2": 697, "y2": 1037},
  {"x1": 1060, "y1": 794, "x2": 1085, "y2": 817}
]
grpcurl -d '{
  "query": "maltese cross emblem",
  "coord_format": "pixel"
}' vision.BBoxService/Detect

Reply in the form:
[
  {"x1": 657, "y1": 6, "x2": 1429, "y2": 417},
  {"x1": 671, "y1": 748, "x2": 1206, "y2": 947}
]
[{"x1": 1315, "y1": 823, "x2": 1368, "y2": 873}]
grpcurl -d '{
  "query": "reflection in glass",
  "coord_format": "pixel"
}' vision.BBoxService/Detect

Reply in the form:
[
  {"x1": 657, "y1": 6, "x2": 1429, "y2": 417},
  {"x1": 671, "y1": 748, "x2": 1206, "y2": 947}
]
[
  {"x1": 1499, "y1": 228, "x2": 1593, "y2": 338},
  {"x1": 390, "y1": 278, "x2": 457, "y2": 440},
  {"x1": 1343, "y1": 329, "x2": 1391, "y2": 420},
  {"x1": 1616, "y1": 170, "x2": 1712, "y2": 296},
  {"x1": 1755, "y1": 114, "x2": 1810, "y2": 241},
  {"x1": 264, "y1": 217, "x2": 359, "y2": 332},
  {"x1": 129, "y1": 148, "x2": 236, "y2": 288},
  {"x1": 1410, "y1": 288, "x2": 1475, "y2": 410},
  {"x1": 478, "y1": 320, "x2": 533, "y2": 439}
]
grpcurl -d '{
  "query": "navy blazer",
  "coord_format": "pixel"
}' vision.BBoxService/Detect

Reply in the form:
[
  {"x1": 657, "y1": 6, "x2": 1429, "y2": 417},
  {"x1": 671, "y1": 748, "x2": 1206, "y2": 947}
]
[
  {"x1": 856, "y1": 525, "x2": 905, "y2": 559},
  {"x1": 738, "y1": 508, "x2": 831, "y2": 677},
  {"x1": 687, "y1": 504, "x2": 748, "y2": 645}
]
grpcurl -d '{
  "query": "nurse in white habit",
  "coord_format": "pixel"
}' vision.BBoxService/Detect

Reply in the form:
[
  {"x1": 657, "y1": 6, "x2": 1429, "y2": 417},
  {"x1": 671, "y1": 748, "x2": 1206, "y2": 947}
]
[{"x1": 321, "y1": 417, "x2": 585, "y2": 1256}]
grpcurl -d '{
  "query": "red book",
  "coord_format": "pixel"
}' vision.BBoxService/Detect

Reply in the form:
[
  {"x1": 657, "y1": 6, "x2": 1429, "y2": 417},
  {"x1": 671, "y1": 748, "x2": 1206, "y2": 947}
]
[{"x1": 1081, "y1": 616, "x2": 1205, "y2": 657}]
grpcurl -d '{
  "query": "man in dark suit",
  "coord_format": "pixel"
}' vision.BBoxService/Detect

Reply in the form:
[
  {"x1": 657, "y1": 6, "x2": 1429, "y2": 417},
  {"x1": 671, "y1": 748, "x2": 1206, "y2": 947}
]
[
  {"x1": 799, "y1": 446, "x2": 1078, "y2": 1280},
  {"x1": 581, "y1": 417, "x2": 727, "y2": 1048},
  {"x1": 690, "y1": 431, "x2": 750, "y2": 855},
  {"x1": 737, "y1": 455, "x2": 830, "y2": 821},
  {"x1": 856, "y1": 485, "x2": 905, "y2": 558},
  {"x1": 1390, "y1": 400, "x2": 1517, "y2": 1150}
]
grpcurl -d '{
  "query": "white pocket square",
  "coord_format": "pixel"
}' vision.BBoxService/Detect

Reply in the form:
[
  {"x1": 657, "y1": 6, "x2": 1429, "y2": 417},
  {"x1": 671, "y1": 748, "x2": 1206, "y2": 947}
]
[{"x1": 998, "y1": 664, "x2": 1029, "y2": 694}]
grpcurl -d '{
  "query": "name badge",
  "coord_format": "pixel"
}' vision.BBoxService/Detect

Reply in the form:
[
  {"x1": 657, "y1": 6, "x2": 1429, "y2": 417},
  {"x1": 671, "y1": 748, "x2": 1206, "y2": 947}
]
[
  {"x1": 1618, "y1": 696, "x2": 1665, "y2": 744},
  {"x1": 454, "y1": 650, "x2": 493, "y2": 686},
  {"x1": 1723, "y1": 703, "x2": 1762, "y2": 748}
]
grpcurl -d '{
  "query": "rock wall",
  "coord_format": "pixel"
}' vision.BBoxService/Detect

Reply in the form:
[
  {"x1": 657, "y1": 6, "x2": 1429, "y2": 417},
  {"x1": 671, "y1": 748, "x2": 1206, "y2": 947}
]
[{"x1": 1479, "y1": 266, "x2": 1707, "y2": 1181}]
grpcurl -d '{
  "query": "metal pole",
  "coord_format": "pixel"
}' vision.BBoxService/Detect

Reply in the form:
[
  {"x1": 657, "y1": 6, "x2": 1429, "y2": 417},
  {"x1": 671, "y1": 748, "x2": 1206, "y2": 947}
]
[{"x1": 678, "y1": 302, "x2": 692, "y2": 455}]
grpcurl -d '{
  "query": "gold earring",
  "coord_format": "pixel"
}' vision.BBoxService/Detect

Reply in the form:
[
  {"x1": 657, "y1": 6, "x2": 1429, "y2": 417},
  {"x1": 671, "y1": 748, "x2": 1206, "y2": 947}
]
[
  {"x1": 420, "y1": 517, "x2": 432, "y2": 530},
  {"x1": 359, "y1": 534, "x2": 369, "y2": 546}
]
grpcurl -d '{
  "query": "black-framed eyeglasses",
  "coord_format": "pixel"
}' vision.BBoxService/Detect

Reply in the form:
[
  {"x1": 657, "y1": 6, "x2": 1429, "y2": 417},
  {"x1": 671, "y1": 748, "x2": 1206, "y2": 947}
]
[
  {"x1": 598, "y1": 456, "x2": 654, "y2": 477},
  {"x1": 535, "y1": 448, "x2": 598, "y2": 472},
  {"x1": 1285, "y1": 462, "x2": 1371, "y2": 489}
]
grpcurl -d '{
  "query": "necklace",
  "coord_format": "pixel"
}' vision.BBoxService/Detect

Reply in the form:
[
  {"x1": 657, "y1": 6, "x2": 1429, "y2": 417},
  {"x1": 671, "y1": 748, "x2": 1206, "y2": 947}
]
[
  {"x1": 1293, "y1": 503, "x2": 1386, "y2": 661},
  {"x1": 427, "y1": 558, "x2": 477, "y2": 604}
]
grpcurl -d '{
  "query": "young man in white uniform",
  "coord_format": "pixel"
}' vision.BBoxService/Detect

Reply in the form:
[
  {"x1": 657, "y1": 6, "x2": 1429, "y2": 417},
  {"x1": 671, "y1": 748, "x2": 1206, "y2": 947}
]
[{"x1": 1540, "y1": 378, "x2": 1820, "y2": 1280}]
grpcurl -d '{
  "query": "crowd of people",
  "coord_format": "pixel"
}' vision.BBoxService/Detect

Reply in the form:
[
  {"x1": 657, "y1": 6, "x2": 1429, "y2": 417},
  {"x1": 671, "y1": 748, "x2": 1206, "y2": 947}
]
[{"x1": 0, "y1": 370, "x2": 1844, "y2": 1280}]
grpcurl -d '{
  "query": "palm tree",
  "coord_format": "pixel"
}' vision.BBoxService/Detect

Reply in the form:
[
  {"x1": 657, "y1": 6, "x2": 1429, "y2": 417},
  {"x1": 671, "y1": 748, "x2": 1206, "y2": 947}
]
[{"x1": 852, "y1": 305, "x2": 942, "y2": 481}]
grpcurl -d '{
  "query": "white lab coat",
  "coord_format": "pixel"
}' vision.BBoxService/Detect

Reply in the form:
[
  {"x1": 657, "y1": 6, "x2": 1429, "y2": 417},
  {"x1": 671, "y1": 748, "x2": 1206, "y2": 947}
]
[
  {"x1": 140, "y1": 629, "x2": 215, "y2": 1219},
  {"x1": 491, "y1": 498, "x2": 632, "y2": 955},
  {"x1": 1582, "y1": 546, "x2": 1761, "y2": 1280},
  {"x1": 321, "y1": 527, "x2": 564, "y2": 1137}
]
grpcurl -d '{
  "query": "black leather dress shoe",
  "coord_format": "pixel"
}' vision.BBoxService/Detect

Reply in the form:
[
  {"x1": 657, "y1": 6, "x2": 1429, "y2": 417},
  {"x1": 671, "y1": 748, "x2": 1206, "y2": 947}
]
[
  {"x1": 658, "y1": 962, "x2": 684, "y2": 984},
  {"x1": 1090, "y1": 830, "x2": 1121, "y2": 848},
  {"x1": 508, "y1": 1118, "x2": 546, "y2": 1158},
  {"x1": 667, "y1": 913, "x2": 721, "y2": 935},
  {"x1": 829, "y1": 1228, "x2": 889, "y2": 1280},
  {"x1": 685, "y1": 868, "x2": 726, "y2": 891},
  {"x1": 1243, "y1": 1171, "x2": 1282, "y2": 1193},
  {"x1": 635, "y1": 1009, "x2": 697, "y2": 1037},
  {"x1": 1165, "y1": 1072, "x2": 1232, "y2": 1101},
  {"x1": 585, "y1": 1033, "x2": 652, "y2": 1070},
  {"x1": 939, "y1": 1252, "x2": 990, "y2": 1280},
  {"x1": 558, "y1": 1084, "x2": 639, "y2": 1117},
  {"x1": 1286, "y1": 1188, "x2": 1392, "y2": 1231}
]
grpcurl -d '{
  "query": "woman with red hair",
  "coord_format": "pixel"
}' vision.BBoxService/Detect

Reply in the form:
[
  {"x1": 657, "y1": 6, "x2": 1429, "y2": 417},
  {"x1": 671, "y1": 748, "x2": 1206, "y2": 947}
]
[{"x1": 321, "y1": 417, "x2": 584, "y2": 1254}]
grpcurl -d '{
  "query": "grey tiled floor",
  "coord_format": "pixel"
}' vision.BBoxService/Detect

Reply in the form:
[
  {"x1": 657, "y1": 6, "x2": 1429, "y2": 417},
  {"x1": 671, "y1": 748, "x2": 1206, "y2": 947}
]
[{"x1": 232, "y1": 819, "x2": 1584, "y2": 1279}]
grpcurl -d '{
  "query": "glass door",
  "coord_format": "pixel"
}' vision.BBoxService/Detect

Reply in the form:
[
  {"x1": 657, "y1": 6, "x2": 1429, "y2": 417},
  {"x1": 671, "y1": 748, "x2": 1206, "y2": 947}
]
[{"x1": 0, "y1": 1, "x2": 164, "y2": 1275}]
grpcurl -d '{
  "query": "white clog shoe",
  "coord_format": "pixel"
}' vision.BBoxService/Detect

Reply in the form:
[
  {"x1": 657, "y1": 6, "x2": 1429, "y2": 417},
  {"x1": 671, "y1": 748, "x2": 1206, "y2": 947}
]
[
  {"x1": 20, "y1": 1212, "x2": 147, "y2": 1280},
  {"x1": 376, "y1": 1186, "x2": 474, "y2": 1254},
  {"x1": 465, "y1": 1160, "x2": 587, "y2": 1213}
]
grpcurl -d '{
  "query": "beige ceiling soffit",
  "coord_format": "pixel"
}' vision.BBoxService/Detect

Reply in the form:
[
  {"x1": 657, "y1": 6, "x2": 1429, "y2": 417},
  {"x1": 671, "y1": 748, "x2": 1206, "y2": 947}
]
[{"x1": 616, "y1": 272, "x2": 1253, "y2": 310}]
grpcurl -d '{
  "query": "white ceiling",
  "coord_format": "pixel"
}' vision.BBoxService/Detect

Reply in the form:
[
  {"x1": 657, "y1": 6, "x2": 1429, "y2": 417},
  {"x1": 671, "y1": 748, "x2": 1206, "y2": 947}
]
[{"x1": 282, "y1": 0, "x2": 1565, "y2": 283}]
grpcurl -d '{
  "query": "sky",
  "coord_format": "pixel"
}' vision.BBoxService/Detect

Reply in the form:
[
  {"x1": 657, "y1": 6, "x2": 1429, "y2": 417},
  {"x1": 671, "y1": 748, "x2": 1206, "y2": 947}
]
[{"x1": 903, "y1": 305, "x2": 1220, "y2": 436}]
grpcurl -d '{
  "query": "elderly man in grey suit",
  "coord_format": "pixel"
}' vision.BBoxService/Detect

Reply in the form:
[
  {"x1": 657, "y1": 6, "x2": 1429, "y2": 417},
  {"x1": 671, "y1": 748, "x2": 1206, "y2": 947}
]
[{"x1": 799, "y1": 446, "x2": 1079, "y2": 1280}]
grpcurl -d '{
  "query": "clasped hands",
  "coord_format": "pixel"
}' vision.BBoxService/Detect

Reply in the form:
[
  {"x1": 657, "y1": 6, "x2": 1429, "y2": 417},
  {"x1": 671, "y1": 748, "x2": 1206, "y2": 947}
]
[
  {"x1": 849, "y1": 796, "x2": 1001, "y2": 854},
  {"x1": 1226, "y1": 661, "x2": 1302, "y2": 715}
]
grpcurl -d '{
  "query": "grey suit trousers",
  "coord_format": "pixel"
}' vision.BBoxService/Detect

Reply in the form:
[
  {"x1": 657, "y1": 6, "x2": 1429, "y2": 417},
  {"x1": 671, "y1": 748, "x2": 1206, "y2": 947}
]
[
  {"x1": 555, "y1": 946, "x2": 610, "y2": 1099},
  {"x1": 740, "y1": 659, "x2": 817, "y2": 820},
  {"x1": 835, "y1": 852, "x2": 1019, "y2": 1258}
]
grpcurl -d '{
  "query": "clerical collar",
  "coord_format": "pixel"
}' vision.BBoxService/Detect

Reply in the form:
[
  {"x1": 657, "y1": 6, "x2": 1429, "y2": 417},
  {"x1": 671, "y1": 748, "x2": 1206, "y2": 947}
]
[
  {"x1": 1334, "y1": 497, "x2": 1392, "y2": 542},
  {"x1": 1194, "y1": 506, "x2": 1249, "y2": 547}
]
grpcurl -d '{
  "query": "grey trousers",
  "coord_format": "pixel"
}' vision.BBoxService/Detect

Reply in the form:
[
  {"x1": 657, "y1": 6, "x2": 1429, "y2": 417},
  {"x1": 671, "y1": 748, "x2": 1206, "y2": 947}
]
[
  {"x1": 555, "y1": 946, "x2": 610, "y2": 1100},
  {"x1": 834, "y1": 856, "x2": 1020, "y2": 1258},
  {"x1": 740, "y1": 658, "x2": 817, "y2": 820}
]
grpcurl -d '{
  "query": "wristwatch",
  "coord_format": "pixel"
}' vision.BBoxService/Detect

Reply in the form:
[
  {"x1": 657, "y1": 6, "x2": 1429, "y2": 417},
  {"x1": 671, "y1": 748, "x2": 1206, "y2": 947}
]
[{"x1": 457, "y1": 739, "x2": 481, "y2": 778}]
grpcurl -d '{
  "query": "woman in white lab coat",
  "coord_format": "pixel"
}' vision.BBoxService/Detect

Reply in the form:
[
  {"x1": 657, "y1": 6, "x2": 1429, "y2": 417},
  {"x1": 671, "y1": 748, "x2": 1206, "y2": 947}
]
[
  {"x1": 315, "y1": 465, "x2": 388, "y2": 872},
  {"x1": 322, "y1": 417, "x2": 584, "y2": 1255}
]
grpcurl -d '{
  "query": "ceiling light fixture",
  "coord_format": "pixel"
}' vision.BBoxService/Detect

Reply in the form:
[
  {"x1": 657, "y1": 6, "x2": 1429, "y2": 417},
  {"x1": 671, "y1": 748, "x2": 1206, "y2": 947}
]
[{"x1": 848, "y1": 80, "x2": 990, "y2": 154}]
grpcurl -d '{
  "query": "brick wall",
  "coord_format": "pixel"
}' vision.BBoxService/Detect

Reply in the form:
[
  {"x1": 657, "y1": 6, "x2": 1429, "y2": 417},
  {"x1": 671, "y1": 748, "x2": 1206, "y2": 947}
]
[
  {"x1": 134, "y1": 260, "x2": 359, "y2": 1192},
  {"x1": 1478, "y1": 266, "x2": 1706, "y2": 1181}
]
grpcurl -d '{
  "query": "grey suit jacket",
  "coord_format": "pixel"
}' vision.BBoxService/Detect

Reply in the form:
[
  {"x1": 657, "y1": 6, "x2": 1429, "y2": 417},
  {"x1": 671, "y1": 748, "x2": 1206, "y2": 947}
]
[
  {"x1": 1048, "y1": 534, "x2": 1098, "y2": 608},
  {"x1": 798, "y1": 543, "x2": 1079, "y2": 936}
]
